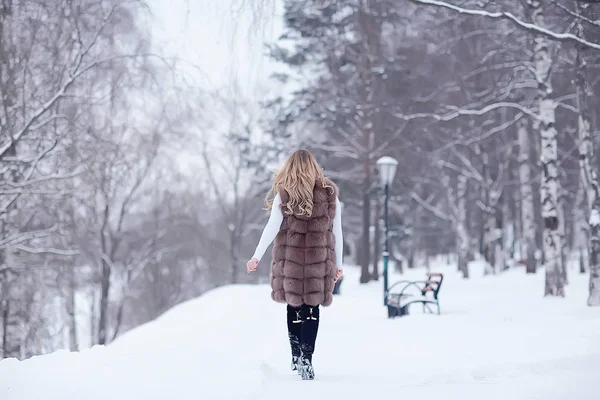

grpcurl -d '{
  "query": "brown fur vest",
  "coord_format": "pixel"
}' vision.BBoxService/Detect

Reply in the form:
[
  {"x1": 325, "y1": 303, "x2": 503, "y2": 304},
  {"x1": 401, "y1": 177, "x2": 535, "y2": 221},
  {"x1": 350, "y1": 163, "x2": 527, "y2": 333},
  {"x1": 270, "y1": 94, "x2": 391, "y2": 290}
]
[{"x1": 270, "y1": 181, "x2": 338, "y2": 307}]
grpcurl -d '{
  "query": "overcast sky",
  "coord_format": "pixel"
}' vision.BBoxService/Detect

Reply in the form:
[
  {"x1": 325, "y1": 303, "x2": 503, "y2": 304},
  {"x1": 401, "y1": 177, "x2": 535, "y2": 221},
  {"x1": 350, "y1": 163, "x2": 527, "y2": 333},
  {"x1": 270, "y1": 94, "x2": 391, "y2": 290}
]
[
  {"x1": 147, "y1": 0, "x2": 285, "y2": 97},
  {"x1": 144, "y1": 1, "x2": 287, "y2": 183}
]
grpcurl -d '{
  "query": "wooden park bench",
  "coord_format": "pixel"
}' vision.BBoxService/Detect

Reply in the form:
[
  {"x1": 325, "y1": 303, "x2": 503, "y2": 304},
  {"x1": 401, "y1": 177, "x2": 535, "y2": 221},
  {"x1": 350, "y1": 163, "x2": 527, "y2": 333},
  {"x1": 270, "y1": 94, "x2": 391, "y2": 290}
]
[{"x1": 385, "y1": 273, "x2": 444, "y2": 318}]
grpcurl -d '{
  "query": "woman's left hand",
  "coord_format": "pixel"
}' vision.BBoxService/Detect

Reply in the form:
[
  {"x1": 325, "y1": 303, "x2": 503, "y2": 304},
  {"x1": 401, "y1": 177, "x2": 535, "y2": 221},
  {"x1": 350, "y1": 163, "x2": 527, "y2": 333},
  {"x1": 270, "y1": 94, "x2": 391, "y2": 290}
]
[{"x1": 334, "y1": 269, "x2": 343, "y2": 282}]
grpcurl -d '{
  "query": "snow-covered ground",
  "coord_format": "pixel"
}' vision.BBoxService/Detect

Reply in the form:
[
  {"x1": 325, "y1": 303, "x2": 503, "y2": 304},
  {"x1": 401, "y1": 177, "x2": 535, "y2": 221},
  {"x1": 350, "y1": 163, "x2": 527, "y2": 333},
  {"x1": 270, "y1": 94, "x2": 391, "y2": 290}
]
[{"x1": 1, "y1": 260, "x2": 599, "y2": 400}]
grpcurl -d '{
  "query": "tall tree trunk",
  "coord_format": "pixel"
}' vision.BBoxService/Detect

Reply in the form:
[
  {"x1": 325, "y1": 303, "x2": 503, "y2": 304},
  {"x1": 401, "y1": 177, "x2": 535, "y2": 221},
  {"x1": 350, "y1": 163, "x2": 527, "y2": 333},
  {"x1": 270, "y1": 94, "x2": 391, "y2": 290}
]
[
  {"x1": 372, "y1": 195, "x2": 381, "y2": 280},
  {"x1": 408, "y1": 206, "x2": 420, "y2": 269},
  {"x1": 0, "y1": 142, "x2": 23, "y2": 359},
  {"x1": 587, "y1": 205, "x2": 600, "y2": 306},
  {"x1": 456, "y1": 176, "x2": 470, "y2": 279},
  {"x1": 518, "y1": 118, "x2": 536, "y2": 273},
  {"x1": 514, "y1": 180, "x2": 522, "y2": 261},
  {"x1": 483, "y1": 212, "x2": 497, "y2": 274},
  {"x1": 1, "y1": 300, "x2": 6, "y2": 358},
  {"x1": 89, "y1": 288, "x2": 96, "y2": 346},
  {"x1": 348, "y1": 237, "x2": 358, "y2": 266},
  {"x1": 0, "y1": 299, "x2": 22, "y2": 359},
  {"x1": 528, "y1": 1, "x2": 564, "y2": 296},
  {"x1": 481, "y1": 150, "x2": 496, "y2": 275},
  {"x1": 557, "y1": 191, "x2": 568, "y2": 285},
  {"x1": 98, "y1": 258, "x2": 111, "y2": 345},
  {"x1": 573, "y1": 182, "x2": 588, "y2": 274},
  {"x1": 230, "y1": 225, "x2": 239, "y2": 284},
  {"x1": 360, "y1": 169, "x2": 371, "y2": 283},
  {"x1": 67, "y1": 268, "x2": 78, "y2": 352},
  {"x1": 574, "y1": 10, "x2": 600, "y2": 306},
  {"x1": 500, "y1": 191, "x2": 511, "y2": 271},
  {"x1": 0, "y1": 275, "x2": 23, "y2": 360},
  {"x1": 356, "y1": 0, "x2": 382, "y2": 284},
  {"x1": 0, "y1": 9, "x2": 23, "y2": 350}
]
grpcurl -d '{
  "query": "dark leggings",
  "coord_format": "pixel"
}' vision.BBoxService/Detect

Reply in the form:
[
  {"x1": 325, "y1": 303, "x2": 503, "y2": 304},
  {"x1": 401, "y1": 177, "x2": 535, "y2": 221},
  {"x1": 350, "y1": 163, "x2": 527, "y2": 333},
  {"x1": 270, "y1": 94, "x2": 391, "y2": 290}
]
[{"x1": 287, "y1": 304, "x2": 320, "y2": 362}]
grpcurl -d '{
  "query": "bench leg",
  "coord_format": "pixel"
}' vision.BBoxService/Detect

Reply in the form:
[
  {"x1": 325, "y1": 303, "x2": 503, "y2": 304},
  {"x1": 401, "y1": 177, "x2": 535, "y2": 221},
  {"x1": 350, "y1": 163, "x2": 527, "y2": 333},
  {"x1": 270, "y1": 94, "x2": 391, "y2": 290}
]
[
  {"x1": 388, "y1": 305, "x2": 407, "y2": 318},
  {"x1": 387, "y1": 306, "x2": 396, "y2": 319},
  {"x1": 399, "y1": 305, "x2": 410, "y2": 316}
]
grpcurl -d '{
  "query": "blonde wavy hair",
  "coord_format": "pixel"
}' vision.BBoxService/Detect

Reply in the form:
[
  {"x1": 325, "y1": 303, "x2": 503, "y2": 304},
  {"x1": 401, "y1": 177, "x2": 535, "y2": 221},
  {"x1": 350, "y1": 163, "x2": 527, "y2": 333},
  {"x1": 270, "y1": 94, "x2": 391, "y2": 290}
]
[{"x1": 266, "y1": 149, "x2": 334, "y2": 217}]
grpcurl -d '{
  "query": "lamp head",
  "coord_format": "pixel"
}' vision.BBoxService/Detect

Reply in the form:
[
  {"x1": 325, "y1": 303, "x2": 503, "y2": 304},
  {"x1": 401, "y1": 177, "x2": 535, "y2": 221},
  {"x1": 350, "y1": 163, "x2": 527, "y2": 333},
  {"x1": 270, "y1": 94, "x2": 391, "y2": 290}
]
[{"x1": 376, "y1": 156, "x2": 398, "y2": 187}]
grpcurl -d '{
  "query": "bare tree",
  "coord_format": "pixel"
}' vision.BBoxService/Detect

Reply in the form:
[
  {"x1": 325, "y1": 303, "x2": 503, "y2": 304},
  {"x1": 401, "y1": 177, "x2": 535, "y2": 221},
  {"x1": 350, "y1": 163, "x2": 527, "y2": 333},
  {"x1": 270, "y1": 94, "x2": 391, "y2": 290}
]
[
  {"x1": 0, "y1": 0, "x2": 162, "y2": 358},
  {"x1": 200, "y1": 90, "x2": 272, "y2": 284}
]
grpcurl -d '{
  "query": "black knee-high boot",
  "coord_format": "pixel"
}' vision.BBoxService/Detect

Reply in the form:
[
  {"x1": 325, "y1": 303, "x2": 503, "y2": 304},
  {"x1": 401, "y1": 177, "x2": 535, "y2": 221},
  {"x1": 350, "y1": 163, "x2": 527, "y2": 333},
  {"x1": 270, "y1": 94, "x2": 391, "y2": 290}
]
[
  {"x1": 299, "y1": 304, "x2": 319, "y2": 380},
  {"x1": 286, "y1": 305, "x2": 302, "y2": 371}
]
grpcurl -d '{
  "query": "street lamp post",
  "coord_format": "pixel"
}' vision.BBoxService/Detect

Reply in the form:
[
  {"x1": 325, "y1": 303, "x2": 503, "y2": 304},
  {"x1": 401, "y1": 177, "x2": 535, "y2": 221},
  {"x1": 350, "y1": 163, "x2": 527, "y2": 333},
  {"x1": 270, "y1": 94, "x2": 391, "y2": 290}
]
[{"x1": 376, "y1": 156, "x2": 398, "y2": 306}]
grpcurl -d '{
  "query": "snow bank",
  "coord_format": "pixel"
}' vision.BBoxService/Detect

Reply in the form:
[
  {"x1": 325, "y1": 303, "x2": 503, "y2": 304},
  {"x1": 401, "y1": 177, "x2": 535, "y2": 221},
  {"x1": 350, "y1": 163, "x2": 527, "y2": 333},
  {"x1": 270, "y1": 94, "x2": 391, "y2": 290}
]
[{"x1": 1, "y1": 262, "x2": 599, "y2": 400}]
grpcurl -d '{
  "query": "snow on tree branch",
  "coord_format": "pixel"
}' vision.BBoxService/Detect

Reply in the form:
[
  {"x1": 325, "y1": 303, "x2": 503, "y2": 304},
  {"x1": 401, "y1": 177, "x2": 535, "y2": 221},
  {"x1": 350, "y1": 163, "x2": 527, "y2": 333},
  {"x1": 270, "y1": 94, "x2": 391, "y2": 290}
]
[
  {"x1": 13, "y1": 245, "x2": 79, "y2": 257},
  {"x1": 394, "y1": 102, "x2": 538, "y2": 122},
  {"x1": 407, "y1": 0, "x2": 600, "y2": 50}
]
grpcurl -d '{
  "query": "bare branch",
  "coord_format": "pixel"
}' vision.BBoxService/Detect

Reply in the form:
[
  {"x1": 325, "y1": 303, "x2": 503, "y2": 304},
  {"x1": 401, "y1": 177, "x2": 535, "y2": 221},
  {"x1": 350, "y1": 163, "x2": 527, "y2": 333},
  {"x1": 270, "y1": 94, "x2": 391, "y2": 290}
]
[
  {"x1": 550, "y1": 0, "x2": 600, "y2": 28},
  {"x1": 0, "y1": 5, "x2": 121, "y2": 158},
  {"x1": 1, "y1": 168, "x2": 84, "y2": 189},
  {"x1": 437, "y1": 159, "x2": 481, "y2": 181},
  {"x1": 0, "y1": 226, "x2": 57, "y2": 249},
  {"x1": 311, "y1": 143, "x2": 361, "y2": 160},
  {"x1": 13, "y1": 245, "x2": 79, "y2": 256},
  {"x1": 453, "y1": 148, "x2": 484, "y2": 182},
  {"x1": 465, "y1": 112, "x2": 524, "y2": 146},
  {"x1": 411, "y1": 192, "x2": 453, "y2": 222}
]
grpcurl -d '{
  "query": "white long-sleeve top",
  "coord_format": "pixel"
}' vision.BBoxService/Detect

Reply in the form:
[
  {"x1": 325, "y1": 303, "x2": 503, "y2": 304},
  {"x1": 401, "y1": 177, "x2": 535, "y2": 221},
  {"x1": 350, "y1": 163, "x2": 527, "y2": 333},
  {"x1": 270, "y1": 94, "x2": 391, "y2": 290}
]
[{"x1": 251, "y1": 193, "x2": 344, "y2": 270}]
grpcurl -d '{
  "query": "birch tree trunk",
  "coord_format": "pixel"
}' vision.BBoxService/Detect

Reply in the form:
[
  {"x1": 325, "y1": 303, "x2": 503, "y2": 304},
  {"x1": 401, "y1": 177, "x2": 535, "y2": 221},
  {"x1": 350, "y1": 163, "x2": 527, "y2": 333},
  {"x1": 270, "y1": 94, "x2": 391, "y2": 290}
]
[
  {"x1": 573, "y1": 182, "x2": 589, "y2": 274},
  {"x1": 527, "y1": 0, "x2": 564, "y2": 296},
  {"x1": 574, "y1": 10, "x2": 600, "y2": 306},
  {"x1": 518, "y1": 118, "x2": 537, "y2": 273}
]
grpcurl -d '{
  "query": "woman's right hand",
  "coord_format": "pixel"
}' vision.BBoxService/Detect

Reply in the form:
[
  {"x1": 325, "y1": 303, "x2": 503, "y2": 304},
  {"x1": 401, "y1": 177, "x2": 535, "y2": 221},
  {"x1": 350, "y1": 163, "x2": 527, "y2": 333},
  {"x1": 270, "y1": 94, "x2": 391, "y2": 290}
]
[{"x1": 247, "y1": 258, "x2": 259, "y2": 273}]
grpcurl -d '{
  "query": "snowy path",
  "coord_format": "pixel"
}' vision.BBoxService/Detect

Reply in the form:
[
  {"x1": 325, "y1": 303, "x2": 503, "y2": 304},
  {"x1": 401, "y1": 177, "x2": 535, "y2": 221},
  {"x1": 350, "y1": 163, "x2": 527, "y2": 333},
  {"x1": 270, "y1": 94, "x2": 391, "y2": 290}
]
[{"x1": 1, "y1": 262, "x2": 599, "y2": 399}]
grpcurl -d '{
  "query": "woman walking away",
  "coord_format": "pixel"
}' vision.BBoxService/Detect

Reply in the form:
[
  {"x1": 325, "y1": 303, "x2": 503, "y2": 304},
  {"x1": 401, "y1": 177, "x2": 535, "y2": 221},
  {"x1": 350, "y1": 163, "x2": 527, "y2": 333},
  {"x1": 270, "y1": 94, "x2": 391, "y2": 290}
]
[{"x1": 246, "y1": 149, "x2": 344, "y2": 381}]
